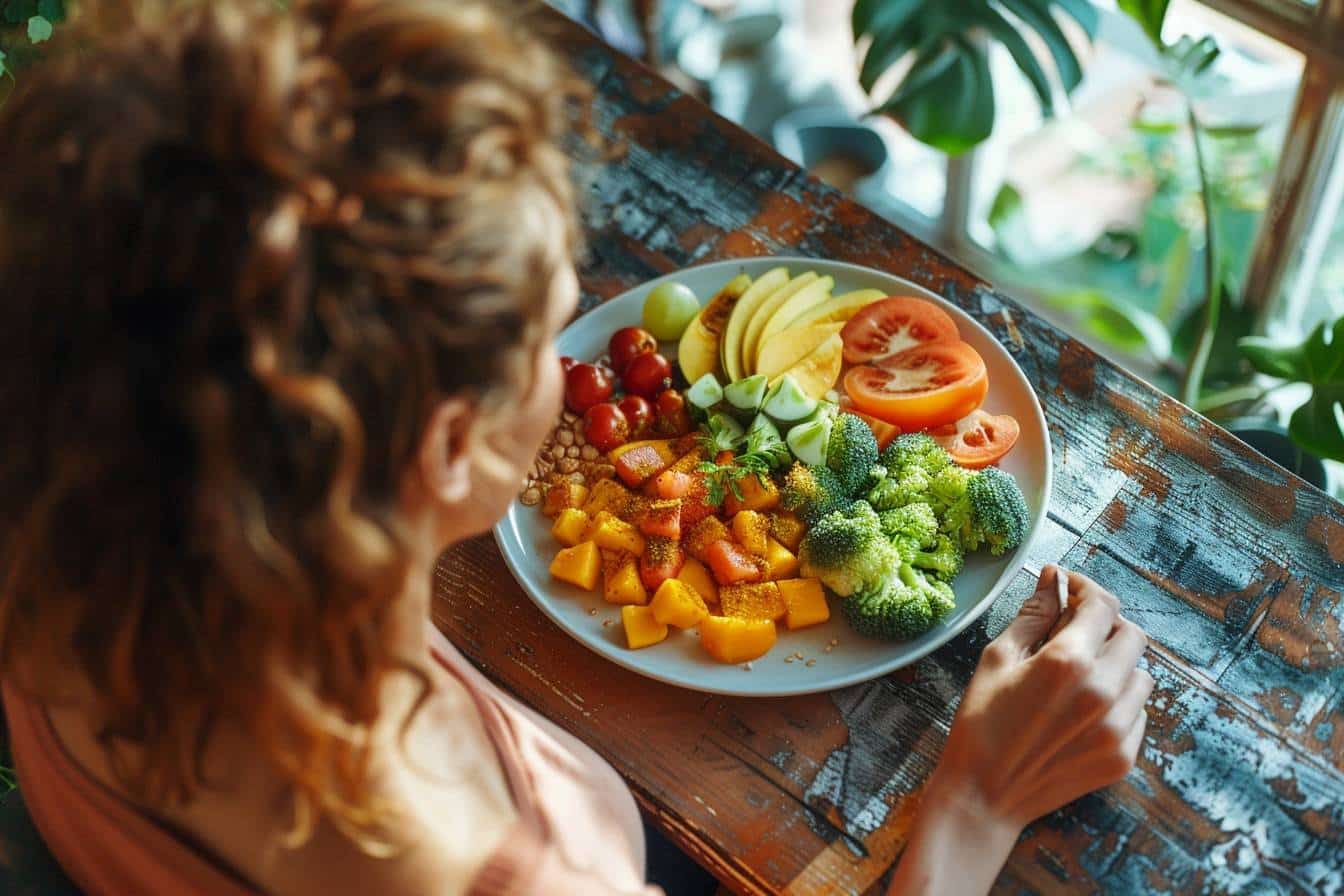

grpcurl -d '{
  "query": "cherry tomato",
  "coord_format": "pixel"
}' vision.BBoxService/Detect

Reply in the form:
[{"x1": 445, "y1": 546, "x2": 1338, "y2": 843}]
[
  {"x1": 622, "y1": 352, "x2": 673, "y2": 398},
  {"x1": 929, "y1": 409, "x2": 1020, "y2": 468},
  {"x1": 843, "y1": 340, "x2": 988, "y2": 430},
  {"x1": 583, "y1": 402, "x2": 630, "y2": 453},
  {"x1": 559, "y1": 355, "x2": 579, "y2": 373},
  {"x1": 654, "y1": 388, "x2": 692, "y2": 436},
  {"x1": 617, "y1": 395, "x2": 654, "y2": 437},
  {"x1": 840, "y1": 296, "x2": 960, "y2": 365},
  {"x1": 608, "y1": 326, "x2": 658, "y2": 376},
  {"x1": 565, "y1": 362, "x2": 615, "y2": 414}
]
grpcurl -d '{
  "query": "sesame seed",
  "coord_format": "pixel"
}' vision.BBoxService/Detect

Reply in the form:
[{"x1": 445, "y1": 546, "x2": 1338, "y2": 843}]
[
  {"x1": 587, "y1": 608, "x2": 598, "y2": 616},
  {"x1": 602, "y1": 619, "x2": 614, "y2": 627},
  {"x1": 742, "y1": 662, "x2": 753, "y2": 671},
  {"x1": 784, "y1": 656, "x2": 795, "y2": 663},
  {"x1": 805, "y1": 659, "x2": 816, "y2": 667}
]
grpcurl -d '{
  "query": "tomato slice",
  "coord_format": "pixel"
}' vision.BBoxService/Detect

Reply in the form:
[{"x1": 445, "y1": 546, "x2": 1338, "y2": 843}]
[
  {"x1": 843, "y1": 341, "x2": 988, "y2": 430},
  {"x1": 840, "y1": 296, "x2": 960, "y2": 365},
  {"x1": 929, "y1": 409, "x2": 1020, "y2": 468}
]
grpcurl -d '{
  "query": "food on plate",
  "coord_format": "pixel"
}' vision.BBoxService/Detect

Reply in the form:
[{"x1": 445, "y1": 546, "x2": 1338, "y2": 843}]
[
  {"x1": 722, "y1": 266, "x2": 789, "y2": 382},
  {"x1": 839, "y1": 296, "x2": 959, "y2": 364},
  {"x1": 616, "y1": 395, "x2": 653, "y2": 438},
  {"x1": 755, "y1": 322, "x2": 845, "y2": 382},
  {"x1": 785, "y1": 288, "x2": 886, "y2": 332},
  {"x1": 747, "y1": 275, "x2": 833, "y2": 372},
  {"x1": 675, "y1": 556, "x2": 719, "y2": 605},
  {"x1": 761, "y1": 375, "x2": 819, "y2": 425},
  {"x1": 678, "y1": 273, "x2": 751, "y2": 383},
  {"x1": 720, "y1": 582, "x2": 786, "y2": 622},
  {"x1": 650, "y1": 579, "x2": 710, "y2": 629},
  {"x1": 550, "y1": 540, "x2": 601, "y2": 591},
  {"x1": 564, "y1": 362, "x2": 615, "y2": 414},
  {"x1": 654, "y1": 388, "x2": 692, "y2": 436},
  {"x1": 551, "y1": 508, "x2": 591, "y2": 547},
  {"x1": 583, "y1": 403, "x2": 629, "y2": 453},
  {"x1": 929, "y1": 409, "x2": 1020, "y2": 469},
  {"x1": 603, "y1": 551, "x2": 649, "y2": 606},
  {"x1": 825, "y1": 412, "x2": 880, "y2": 498},
  {"x1": 776, "y1": 331, "x2": 844, "y2": 400},
  {"x1": 844, "y1": 340, "x2": 988, "y2": 430},
  {"x1": 742, "y1": 272, "x2": 818, "y2": 372},
  {"x1": 608, "y1": 326, "x2": 658, "y2": 376},
  {"x1": 622, "y1": 351, "x2": 673, "y2": 399},
  {"x1": 778, "y1": 578, "x2": 830, "y2": 630},
  {"x1": 622, "y1": 604, "x2": 669, "y2": 649},
  {"x1": 642, "y1": 281, "x2": 700, "y2": 341},
  {"x1": 698, "y1": 615, "x2": 777, "y2": 663},
  {"x1": 685, "y1": 373, "x2": 724, "y2": 414},
  {"x1": 723, "y1": 373, "x2": 769, "y2": 418}
]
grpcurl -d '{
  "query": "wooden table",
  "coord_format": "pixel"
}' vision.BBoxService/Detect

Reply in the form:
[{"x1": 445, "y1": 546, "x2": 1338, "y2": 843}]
[{"x1": 434, "y1": 13, "x2": 1344, "y2": 894}]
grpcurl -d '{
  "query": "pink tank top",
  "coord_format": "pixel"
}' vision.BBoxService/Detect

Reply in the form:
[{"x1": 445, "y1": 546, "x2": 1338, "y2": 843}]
[{"x1": 2, "y1": 625, "x2": 663, "y2": 895}]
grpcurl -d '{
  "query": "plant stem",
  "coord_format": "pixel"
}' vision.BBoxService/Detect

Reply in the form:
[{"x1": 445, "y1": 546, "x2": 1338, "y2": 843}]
[
  {"x1": 1181, "y1": 96, "x2": 1221, "y2": 409},
  {"x1": 1195, "y1": 383, "x2": 1268, "y2": 414}
]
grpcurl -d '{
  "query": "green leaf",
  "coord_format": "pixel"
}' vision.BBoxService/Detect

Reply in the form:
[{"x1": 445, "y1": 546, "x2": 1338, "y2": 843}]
[
  {"x1": 1051, "y1": 0, "x2": 1100, "y2": 35},
  {"x1": 1172, "y1": 283, "x2": 1256, "y2": 391},
  {"x1": 1289, "y1": 389, "x2": 1344, "y2": 463},
  {"x1": 36, "y1": 0, "x2": 61, "y2": 22},
  {"x1": 0, "y1": 48, "x2": 7, "y2": 79},
  {"x1": 26, "y1": 14, "x2": 51, "y2": 43},
  {"x1": 999, "y1": 0, "x2": 1084, "y2": 91},
  {"x1": 859, "y1": 18, "x2": 924, "y2": 93},
  {"x1": 1241, "y1": 318, "x2": 1344, "y2": 462},
  {"x1": 979, "y1": 5, "x2": 1055, "y2": 115},
  {"x1": 1239, "y1": 336, "x2": 1307, "y2": 381},
  {"x1": 854, "y1": 0, "x2": 923, "y2": 40},
  {"x1": 1048, "y1": 289, "x2": 1172, "y2": 361},
  {"x1": 1118, "y1": 0, "x2": 1171, "y2": 48},
  {"x1": 880, "y1": 36, "x2": 994, "y2": 155}
]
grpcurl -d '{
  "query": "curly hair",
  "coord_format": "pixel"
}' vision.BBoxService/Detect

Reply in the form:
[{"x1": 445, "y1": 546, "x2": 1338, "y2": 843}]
[{"x1": 0, "y1": 0, "x2": 583, "y2": 849}]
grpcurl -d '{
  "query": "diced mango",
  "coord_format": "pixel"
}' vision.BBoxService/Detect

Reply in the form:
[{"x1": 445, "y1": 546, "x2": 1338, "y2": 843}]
[
  {"x1": 777, "y1": 578, "x2": 830, "y2": 630},
  {"x1": 550, "y1": 540, "x2": 600, "y2": 591},
  {"x1": 581, "y1": 478, "x2": 634, "y2": 518},
  {"x1": 731, "y1": 510, "x2": 771, "y2": 558},
  {"x1": 650, "y1": 579, "x2": 709, "y2": 629},
  {"x1": 667, "y1": 447, "x2": 708, "y2": 475},
  {"x1": 685, "y1": 515, "x2": 731, "y2": 562},
  {"x1": 622, "y1": 604, "x2": 669, "y2": 649},
  {"x1": 551, "y1": 508, "x2": 591, "y2": 547},
  {"x1": 767, "y1": 511, "x2": 806, "y2": 552},
  {"x1": 603, "y1": 552, "x2": 648, "y2": 606},
  {"x1": 591, "y1": 514, "x2": 645, "y2": 556},
  {"x1": 704, "y1": 539, "x2": 764, "y2": 585},
  {"x1": 543, "y1": 480, "x2": 590, "y2": 517},
  {"x1": 699, "y1": 615, "x2": 777, "y2": 664},
  {"x1": 610, "y1": 439, "x2": 679, "y2": 487},
  {"x1": 719, "y1": 581, "x2": 786, "y2": 622},
  {"x1": 763, "y1": 537, "x2": 799, "y2": 580},
  {"x1": 723, "y1": 473, "x2": 781, "y2": 515},
  {"x1": 675, "y1": 556, "x2": 719, "y2": 606}
]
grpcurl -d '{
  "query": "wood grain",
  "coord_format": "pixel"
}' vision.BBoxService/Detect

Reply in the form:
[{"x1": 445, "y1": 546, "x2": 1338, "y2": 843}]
[{"x1": 433, "y1": 10, "x2": 1344, "y2": 894}]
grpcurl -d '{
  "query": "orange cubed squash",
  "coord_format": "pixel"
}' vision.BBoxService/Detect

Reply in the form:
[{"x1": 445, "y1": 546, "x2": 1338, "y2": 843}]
[
  {"x1": 551, "y1": 508, "x2": 591, "y2": 547},
  {"x1": 767, "y1": 511, "x2": 806, "y2": 553},
  {"x1": 639, "y1": 499, "x2": 682, "y2": 540},
  {"x1": 622, "y1": 605, "x2": 669, "y2": 649},
  {"x1": 667, "y1": 447, "x2": 708, "y2": 475},
  {"x1": 703, "y1": 539, "x2": 764, "y2": 586},
  {"x1": 777, "y1": 578, "x2": 830, "y2": 630},
  {"x1": 549, "y1": 541, "x2": 600, "y2": 591},
  {"x1": 698, "y1": 615, "x2": 777, "y2": 664},
  {"x1": 581, "y1": 479, "x2": 633, "y2": 518},
  {"x1": 609, "y1": 439, "x2": 679, "y2": 487},
  {"x1": 603, "y1": 552, "x2": 648, "y2": 606},
  {"x1": 675, "y1": 556, "x2": 719, "y2": 606},
  {"x1": 591, "y1": 514, "x2": 645, "y2": 556},
  {"x1": 543, "y1": 480, "x2": 590, "y2": 517},
  {"x1": 684, "y1": 515, "x2": 731, "y2": 562},
  {"x1": 763, "y1": 538, "x2": 800, "y2": 580},
  {"x1": 723, "y1": 473, "x2": 781, "y2": 515},
  {"x1": 719, "y1": 582, "x2": 786, "y2": 622},
  {"x1": 650, "y1": 579, "x2": 709, "y2": 629},
  {"x1": 730, "y1": 511, "x2": 771, "y2": 558}
]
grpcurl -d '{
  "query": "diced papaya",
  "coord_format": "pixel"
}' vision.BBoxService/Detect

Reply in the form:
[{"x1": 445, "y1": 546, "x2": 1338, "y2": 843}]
[
  {"x1": 549, "y1": 540, "x2": 600, "y2": 591},
  {"x1": 652, "y1": 469, "x2": 694, "y2": 499},
  {"x1": 679, "y1": 472, "x2": 720, "y2": 526},
  {"x1": 675, "y1": 556, "x2": 719, "y2": 606},
  {"x1": 723, "y1": 473, "x2": 780, "y2": 515},
  {"x1": 639, "y1": 536, "x2": 685, "y2": 592},
  {"x1": 703, "y1": 539, "x2": 764, "y2": 585},
  {"x1": 698, "y1": 615, "x2": 777, "y2": 664},
  {"x1": 684, "y1": 516, "x2": 731, "y2": 562},
  {"x1": 622, "y1": 604, "x2": 669, "y2": 649},
  {"x1": 777, "y1": 578, "x2": 830, "y2": 630},
  {"x1": 551, "y1": 508, "x2": 591, "y2": 547},
  {"x1": 730, "y1": 510, "x2": 771, "y2": 558},
  {"x1": 719, "y1": 582, "x2": 786, "y2": 622},
  {"x1": 590, "y1": 514, "x2": 645, "y2": 556},
  {"x1": 609, "y1": 439, "x2": 679, "y2": 487},
  {"x1": 849, "y1": 409, "x2": 901, "y2": 451},
  {"x1": 667, "y1": 447, "x2": 708, "y2": 475},
  {"x1": 763, "y1": 537, "x2": 799, "y2": 580},
  {"x1": 621, "y1": 494, "x2": 651, "y2": 528},
  {"x1": 671, "y1": 433, "x2": 703, "y2": 456},
  {"x1": 650, "y1": 579, "x2": 709, "y2": 629},
  {"x1": 581, "y1": 479, "x2": 633, "y2": 518},
  {"x1": 639, "y1": 499, "x2": 682, "y2": 540},
  {"x1": 767, "y1": 511, "x2": 806, "y2": 553},
  {"x1": 602, "y1": 552, "x2": 648, "y2": 606},
  {"x1": 543, "y1": 480, "x2": 590, "y2": 517}
]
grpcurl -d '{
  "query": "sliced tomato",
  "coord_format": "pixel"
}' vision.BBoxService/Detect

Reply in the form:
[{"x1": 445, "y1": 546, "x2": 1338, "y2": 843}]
[
  {"x1": 929, "y1": 409, "x2": 1020, "y2": 468},
  {"x1": 843, "y1": 340, "x2": 988, "y2": 431},
  {"x1": 840, "y1": 296, "x2": 960, "y2": 365}
]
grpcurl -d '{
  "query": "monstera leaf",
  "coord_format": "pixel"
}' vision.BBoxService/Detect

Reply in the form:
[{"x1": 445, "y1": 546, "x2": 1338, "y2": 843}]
[
  {"x1": 852, "y1": 0, "x2": 1098, "y2": 154},
  {"x1": 1240, "y1": 319, "x2": 1344, "y2": 463}
]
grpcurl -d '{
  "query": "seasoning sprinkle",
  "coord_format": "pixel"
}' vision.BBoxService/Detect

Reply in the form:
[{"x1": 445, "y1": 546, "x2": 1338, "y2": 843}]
[
  {"x1": 742, "y1": 662, "x2": 753, "y2": 671},
  {"x1": 602, "y1": 619, "x2": 614, "y2": 627},
  {"x1": 587, "y1": 608, "x2": 598, "y2": 616},
  {"x1": 784, "y1": 656, "x2": 795, "y2": 663},
  {"x1": 805, "y1": 659, "x2": 816, "y2": 667}
]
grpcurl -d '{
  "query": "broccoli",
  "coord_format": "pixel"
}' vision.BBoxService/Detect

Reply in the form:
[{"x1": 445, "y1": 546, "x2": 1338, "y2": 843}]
[
  {"x1": 843, "y1": 564, "x2": 956, "y2": 640},
  {"x1": 880, "y1": 433, "x2": 950, "y2": 478},
  {"x1": 877, "y1": 502, "x2": 938, "y2": 550},
  {"x1": 964, "y1": 466, "x2": 1030, "y2": 555},
  {"x1": 927, "y1": 464, "x2": 974, "y2": 517},
  {"x1": 866, "y1": 466, "x2": 931, "y2": 511},
  {"x1": 780, "y1": 462, "x2": 851, "y2": 526},
  {"x1": 827, "y1": 413, "x2": 879, "y2": 497},
  {"x1": 799, "y1": 501, "x2": 899, "y2": 597},
  {"x1": 912, "y1": 533, "x2": 965, "y2": 581}
]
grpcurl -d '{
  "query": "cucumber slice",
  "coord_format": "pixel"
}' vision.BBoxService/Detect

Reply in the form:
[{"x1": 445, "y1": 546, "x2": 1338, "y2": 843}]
[
  {"x1": 787, "y1": 416, "x2": 833, "y2": 467},
  {"x1": 761, "y1": 374, "x2": 818, "y2": 424},
  {"x1": 723, "y1": 374, "x2": 769, "y2": 416},
  {"x1": 686, "y1": 373, "x2": 724, "y2": 412}
]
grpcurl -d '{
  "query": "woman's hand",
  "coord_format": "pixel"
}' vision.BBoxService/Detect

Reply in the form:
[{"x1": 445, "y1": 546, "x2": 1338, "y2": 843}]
[{"x1": 888, "y1": 565, "x2": 1152, "y2": 895}]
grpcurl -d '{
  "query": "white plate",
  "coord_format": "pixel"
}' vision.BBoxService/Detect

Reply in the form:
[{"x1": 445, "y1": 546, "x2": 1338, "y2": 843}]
[{"x1": 494, "y1": 257, "x2": 1052, "y2": 697}]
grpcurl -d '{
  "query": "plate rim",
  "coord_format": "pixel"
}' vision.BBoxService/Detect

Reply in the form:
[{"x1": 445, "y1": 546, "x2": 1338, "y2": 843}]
[{"x1": 492, "y1": 256, "x2": 1053, "y2": 697}]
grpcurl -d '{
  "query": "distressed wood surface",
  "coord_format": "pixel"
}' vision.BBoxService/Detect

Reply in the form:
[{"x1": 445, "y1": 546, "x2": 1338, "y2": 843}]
[{"x1": 434, "y1": 12, "x2": 1344, "y2": 895}]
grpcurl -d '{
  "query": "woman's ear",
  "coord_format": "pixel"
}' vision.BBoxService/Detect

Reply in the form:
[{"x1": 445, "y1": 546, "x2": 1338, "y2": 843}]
[{"x1": 418, "y1": 398, "x2": 476, "y2": 505}]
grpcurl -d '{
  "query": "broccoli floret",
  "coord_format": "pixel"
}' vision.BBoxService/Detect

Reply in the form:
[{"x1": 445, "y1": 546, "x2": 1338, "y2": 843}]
[
  {"x1": 780, "y1": 462, "x2": 851, "y2": 526},
  {"x1": 867, "y1": 466, "x2": 931, "y2": 511},
  {"x1": 799, "y1": 501, "x2": 899, "y2": 597},
  {"x1": 912, "y1": 533, "x2": 965, "y2": 581},
  {"x1": 965, "y1": 466, "x2": 1030, "y2": 555},
  {"x1": 827, "y1": 413, "x2": 879, "y2": 497},
  {"x1": 842, "y1": 564, "x2": 955, "y2": 640},
  {"x1": 880, "y1": 433, "x2": 951, "y2": 478},
  {"x1": 928, "y1": 464, "x2": 974, "y2": 517},
  {"x1": 878, "y1": 502, "x2": 938, "y2": 549}
]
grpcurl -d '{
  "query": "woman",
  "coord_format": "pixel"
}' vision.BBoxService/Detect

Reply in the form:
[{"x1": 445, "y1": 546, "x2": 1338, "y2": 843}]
[{"x1": 0, "y1": 2, "x2": 1152, "y2": 894}]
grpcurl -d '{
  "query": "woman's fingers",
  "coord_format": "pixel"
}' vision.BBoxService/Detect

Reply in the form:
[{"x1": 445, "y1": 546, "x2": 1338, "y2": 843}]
[
  {"x1": 990, "y1": 565, "x2": 1065, "y2": 660},
  {"x1": 1045, "y1": 583, "x2": 1119, "y2": 657},
  {"x1": 1097, "y1": 617, "x2": 1148, "y2": 687}
]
